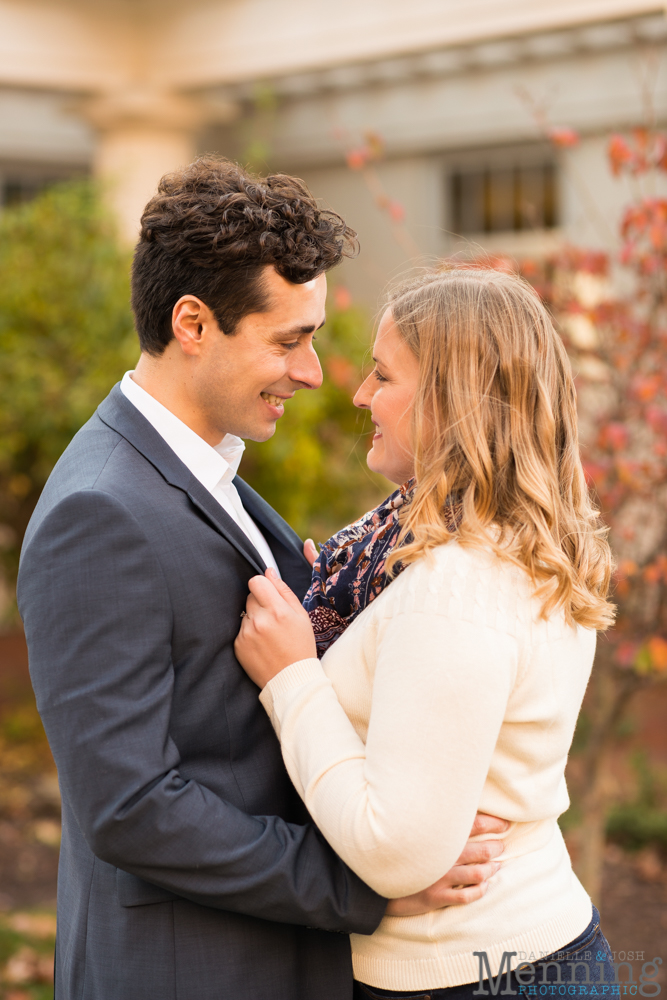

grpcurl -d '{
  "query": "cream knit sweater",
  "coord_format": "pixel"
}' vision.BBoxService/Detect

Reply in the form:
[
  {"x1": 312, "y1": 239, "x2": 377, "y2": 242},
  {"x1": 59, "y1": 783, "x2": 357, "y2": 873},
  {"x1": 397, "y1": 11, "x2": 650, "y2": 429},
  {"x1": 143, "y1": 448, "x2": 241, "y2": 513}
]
[{"x1": 260, "y1": 541, "x2": 594, "y2": 992}]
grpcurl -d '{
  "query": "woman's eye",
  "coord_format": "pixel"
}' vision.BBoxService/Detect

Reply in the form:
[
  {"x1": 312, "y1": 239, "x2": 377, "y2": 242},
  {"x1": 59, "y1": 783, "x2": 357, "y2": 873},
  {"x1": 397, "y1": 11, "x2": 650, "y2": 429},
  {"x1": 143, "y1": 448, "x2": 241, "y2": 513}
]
[{"x1": 372, "y1": 369, "x2": 388, "y2": 383}]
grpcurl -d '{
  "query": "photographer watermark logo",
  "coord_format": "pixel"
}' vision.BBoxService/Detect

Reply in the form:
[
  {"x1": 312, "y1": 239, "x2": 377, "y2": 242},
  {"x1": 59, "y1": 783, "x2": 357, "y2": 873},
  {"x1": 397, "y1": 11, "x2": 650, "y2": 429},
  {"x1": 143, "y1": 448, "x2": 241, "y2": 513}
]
[{"x1": 472, "y1": 951, "x2": 663, "y2": 997}]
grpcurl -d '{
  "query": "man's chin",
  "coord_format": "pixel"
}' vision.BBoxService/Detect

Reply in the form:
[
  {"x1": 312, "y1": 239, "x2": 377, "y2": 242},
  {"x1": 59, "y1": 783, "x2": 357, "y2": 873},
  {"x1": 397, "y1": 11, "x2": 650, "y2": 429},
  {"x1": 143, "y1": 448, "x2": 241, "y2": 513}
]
[{"x1": 243, "y1": 420, "x2": 279, "y2": 444}]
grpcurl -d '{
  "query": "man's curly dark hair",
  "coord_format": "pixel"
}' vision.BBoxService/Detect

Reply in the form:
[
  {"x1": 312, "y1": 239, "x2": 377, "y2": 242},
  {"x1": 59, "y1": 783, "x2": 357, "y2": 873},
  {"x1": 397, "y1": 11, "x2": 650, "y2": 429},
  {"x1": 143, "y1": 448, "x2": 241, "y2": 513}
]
[{"x1": 131, "y1": 156, "x2": 359, "y2": 355}]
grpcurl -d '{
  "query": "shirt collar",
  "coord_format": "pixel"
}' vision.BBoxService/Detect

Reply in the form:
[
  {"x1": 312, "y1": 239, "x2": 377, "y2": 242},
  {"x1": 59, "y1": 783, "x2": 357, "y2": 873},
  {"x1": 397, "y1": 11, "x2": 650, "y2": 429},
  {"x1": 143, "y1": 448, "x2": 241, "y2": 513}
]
[{"x1": 120, "y1": 371, "x2": 245, "y2": 492}]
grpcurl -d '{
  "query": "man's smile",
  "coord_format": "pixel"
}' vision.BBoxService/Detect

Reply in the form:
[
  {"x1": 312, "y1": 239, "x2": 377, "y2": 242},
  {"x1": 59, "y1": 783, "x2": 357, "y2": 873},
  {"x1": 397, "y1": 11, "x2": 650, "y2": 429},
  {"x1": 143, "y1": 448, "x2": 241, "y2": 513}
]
[{"x1": 260, "y1": 391, "x2": 289, "y2": 407}]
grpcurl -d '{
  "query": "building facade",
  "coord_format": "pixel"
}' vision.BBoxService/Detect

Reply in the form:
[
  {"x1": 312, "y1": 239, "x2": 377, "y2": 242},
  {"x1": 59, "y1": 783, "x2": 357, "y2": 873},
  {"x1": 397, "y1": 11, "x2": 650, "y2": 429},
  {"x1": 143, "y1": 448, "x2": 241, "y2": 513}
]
[{"x1": 0, "y1": 0, "x2": 665, "y2": 305}]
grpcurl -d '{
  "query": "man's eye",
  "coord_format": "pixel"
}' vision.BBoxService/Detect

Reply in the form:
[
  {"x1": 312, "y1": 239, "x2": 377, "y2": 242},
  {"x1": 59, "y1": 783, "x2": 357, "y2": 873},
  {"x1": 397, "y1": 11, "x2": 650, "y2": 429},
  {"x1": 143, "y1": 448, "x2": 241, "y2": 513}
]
[{"x1": 284, "y1": 342, "x2": 299, "y2": 350}]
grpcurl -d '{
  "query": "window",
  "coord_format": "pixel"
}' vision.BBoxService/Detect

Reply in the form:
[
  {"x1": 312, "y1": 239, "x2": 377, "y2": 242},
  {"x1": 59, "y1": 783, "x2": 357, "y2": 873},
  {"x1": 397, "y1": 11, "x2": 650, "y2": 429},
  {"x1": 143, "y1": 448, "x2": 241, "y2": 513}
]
[
  {"x1": 0, "y1": 163, "x2": 88, "y2": 209},
  {"x1": 2, "y1": 177, "x2": 50, "y2": 207},
  {"x1": 451, "y1": 162, "x2": 557, "y2": 235}
]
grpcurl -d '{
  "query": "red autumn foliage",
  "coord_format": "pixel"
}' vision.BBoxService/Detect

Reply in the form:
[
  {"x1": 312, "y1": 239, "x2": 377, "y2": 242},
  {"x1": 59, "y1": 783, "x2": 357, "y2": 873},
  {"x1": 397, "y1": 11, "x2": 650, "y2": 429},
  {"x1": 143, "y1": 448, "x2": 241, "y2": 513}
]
[
  {"x1": 608, "y1": 128, "x2": 667, "y2": 177},
  {"x1": 513, "y1": 124, "x2": 667, "y2": 898},
  {"x1": 547, "y1": 126, "x2": 580, "y2": 148},
  {"x1": 337, "y1": 127, "x2": 416, "y2": 255},
  {"x1": 333, "y1": 285, "x2": 352, "y2": 312},
  {"x1": 346, "y1": 148, "x2": 370, "y2": 171},
  {"x1": 516, "y1": 128, "x2": 667, "y2": 681},
  {"x1": 326, "y1": 354, "x2": 358, "y2": 391},
  {"x1": 345, "y1": 130, "x2": 386, "y2": 171},
  {"x1": 620, "y1": 198, "x2": 667, "y2": 274}
]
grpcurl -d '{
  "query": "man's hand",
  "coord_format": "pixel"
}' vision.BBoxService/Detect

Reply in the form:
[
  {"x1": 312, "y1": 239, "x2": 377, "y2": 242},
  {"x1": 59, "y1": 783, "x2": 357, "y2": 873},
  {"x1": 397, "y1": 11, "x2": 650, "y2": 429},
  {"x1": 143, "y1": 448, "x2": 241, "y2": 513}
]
[{"x1": 386, "y1": 813, "x2": 508, "y2": 916}]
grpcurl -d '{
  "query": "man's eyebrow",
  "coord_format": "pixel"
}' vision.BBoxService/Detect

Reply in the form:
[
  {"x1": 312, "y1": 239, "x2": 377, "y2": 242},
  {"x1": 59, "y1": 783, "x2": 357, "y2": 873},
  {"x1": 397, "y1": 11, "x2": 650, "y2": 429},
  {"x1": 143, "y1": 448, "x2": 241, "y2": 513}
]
[{"x1": 273, "y1": 317, "x2": 326, "y2": 338}]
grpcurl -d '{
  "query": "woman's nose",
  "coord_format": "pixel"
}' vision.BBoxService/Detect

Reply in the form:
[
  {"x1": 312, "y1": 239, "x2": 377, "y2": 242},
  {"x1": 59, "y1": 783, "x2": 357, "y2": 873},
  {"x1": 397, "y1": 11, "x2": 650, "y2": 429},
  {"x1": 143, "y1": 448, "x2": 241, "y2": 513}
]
[{"x1": 353, "y1": 373, "x2": 373, "y2": 409}]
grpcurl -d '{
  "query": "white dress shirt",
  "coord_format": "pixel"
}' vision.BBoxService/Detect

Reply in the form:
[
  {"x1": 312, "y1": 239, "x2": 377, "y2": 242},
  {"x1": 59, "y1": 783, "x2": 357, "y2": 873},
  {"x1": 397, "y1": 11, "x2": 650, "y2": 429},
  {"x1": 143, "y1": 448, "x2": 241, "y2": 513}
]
[{"x1": 120, "y1": 371, "x2": 280, "y2": 574}]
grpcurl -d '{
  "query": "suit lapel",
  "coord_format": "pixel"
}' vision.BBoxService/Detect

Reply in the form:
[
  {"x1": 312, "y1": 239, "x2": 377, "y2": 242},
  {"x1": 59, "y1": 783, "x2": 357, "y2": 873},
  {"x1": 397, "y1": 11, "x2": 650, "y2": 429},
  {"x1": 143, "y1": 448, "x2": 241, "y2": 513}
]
[
  {"x1": 235, "y1": 477, "x2": 313, "y2": 600},
  {"x1": 97, "y1": 385, "x2": 266, "y2": 576},
  {"x1": 234, "y1": 478, "x2": 304, "y2": 557},
  {"x1": 182, "y1": 481, "x2": 267, "y2": 576}
]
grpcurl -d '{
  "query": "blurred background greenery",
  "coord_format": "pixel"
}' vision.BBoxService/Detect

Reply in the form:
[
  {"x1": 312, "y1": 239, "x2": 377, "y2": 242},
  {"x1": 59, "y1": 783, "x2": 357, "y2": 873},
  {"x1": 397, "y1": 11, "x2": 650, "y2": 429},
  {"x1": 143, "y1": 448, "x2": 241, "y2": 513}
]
[{"x1": 0, "y1": 183, "x2": 137, "y2": 599}]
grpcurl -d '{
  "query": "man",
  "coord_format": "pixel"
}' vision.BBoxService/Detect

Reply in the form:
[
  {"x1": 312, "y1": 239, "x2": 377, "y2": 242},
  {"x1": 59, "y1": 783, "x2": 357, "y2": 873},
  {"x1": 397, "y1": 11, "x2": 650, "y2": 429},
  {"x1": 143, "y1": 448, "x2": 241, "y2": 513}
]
[{"x1": 18, "y1": 158, "x2": 505, "y2": 1000}]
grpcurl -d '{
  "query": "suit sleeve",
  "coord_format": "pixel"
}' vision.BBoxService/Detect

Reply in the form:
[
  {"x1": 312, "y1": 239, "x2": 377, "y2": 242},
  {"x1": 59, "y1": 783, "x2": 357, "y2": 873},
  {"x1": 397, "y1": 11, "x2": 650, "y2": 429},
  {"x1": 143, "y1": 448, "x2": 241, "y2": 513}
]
[{"x1": 17, "y1": 489, "x2": 386, "y2": 933}]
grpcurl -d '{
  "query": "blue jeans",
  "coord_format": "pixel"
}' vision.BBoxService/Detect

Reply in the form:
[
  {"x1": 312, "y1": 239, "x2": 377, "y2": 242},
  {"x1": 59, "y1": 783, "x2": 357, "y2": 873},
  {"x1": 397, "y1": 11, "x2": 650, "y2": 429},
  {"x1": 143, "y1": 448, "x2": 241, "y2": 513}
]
[{"x1": 354, "y1": 906, "x2": 615, "y2": 1000}]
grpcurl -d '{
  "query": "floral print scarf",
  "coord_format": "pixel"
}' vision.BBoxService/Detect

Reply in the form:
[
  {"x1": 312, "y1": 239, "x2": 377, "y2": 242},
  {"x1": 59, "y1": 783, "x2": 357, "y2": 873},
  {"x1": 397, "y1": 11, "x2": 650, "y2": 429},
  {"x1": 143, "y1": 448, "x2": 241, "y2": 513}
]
[
  {"x1": 303, "y1": 480, "x2": 417, "y2": 658},
  {"x1": 304, "y1": 481, "x2": 463, "y2": 657}
]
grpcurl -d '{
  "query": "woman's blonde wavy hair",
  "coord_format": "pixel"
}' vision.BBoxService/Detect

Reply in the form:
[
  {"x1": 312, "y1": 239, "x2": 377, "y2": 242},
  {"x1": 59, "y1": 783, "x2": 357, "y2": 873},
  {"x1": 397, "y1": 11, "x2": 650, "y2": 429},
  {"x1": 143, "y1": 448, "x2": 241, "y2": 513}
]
[{"x1": 384, "y1": 267, "x2": 615, "y2": 631}]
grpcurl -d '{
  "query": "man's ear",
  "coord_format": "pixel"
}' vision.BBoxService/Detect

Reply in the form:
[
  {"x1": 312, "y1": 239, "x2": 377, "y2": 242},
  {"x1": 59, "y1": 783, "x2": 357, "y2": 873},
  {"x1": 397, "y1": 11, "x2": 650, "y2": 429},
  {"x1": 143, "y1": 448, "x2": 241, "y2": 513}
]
[{"x1": 171, "y1": 296, "x2": 218, "y2": 356}]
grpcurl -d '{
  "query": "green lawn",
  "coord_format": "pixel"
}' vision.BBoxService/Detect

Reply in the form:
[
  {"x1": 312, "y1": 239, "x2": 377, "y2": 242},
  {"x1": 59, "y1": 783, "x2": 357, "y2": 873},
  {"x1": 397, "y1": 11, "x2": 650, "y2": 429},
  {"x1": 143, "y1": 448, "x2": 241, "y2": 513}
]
[{"x1": 0, "y1": 910, "x2": 55, "y2": 999}]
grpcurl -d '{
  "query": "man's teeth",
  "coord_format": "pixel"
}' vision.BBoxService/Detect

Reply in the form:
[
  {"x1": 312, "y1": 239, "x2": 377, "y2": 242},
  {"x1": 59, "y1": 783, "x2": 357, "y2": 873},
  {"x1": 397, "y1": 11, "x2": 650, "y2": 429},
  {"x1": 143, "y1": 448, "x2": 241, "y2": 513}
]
[{"x1": 261, "y1": 392, "x2": 283, "y2": 407}]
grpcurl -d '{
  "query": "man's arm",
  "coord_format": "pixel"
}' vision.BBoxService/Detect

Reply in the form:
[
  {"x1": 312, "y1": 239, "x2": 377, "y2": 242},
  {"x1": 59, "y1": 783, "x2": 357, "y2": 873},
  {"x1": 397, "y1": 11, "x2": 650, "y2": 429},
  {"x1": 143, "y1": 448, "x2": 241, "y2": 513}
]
[{"x1": 18, "y1": 489, "x2": 386, "y2": 934}]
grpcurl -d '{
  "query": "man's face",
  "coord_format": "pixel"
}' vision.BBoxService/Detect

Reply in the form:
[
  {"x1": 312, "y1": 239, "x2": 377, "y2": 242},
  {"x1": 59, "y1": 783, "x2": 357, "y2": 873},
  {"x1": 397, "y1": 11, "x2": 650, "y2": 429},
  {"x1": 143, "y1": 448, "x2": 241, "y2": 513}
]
[{"x1": 196, "y1": 267, "x2": 327, "y2": 442}]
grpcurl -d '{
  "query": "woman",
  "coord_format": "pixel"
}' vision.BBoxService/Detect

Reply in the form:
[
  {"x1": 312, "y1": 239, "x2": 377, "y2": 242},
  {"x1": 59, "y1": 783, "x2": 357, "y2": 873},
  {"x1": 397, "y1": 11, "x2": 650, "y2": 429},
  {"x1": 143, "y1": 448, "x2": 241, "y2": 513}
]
[{"x1": 234, "y1": 269, "x2": 616, "y2": 999}]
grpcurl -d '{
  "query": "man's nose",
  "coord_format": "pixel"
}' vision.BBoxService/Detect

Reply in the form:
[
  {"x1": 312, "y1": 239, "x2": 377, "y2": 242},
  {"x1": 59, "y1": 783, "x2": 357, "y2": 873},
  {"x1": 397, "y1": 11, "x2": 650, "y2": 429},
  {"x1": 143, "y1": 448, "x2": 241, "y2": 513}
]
[{"x1": 290, "y1": 343, "x2": 323, "y2": 390}]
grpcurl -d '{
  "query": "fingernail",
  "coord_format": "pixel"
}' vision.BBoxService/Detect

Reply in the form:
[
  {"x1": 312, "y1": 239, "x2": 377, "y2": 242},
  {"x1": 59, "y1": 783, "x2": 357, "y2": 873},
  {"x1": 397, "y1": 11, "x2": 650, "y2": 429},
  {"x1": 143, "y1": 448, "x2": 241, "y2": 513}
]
[{"x1": 266, "y1": 567, "x2": 277, "y2": 579}]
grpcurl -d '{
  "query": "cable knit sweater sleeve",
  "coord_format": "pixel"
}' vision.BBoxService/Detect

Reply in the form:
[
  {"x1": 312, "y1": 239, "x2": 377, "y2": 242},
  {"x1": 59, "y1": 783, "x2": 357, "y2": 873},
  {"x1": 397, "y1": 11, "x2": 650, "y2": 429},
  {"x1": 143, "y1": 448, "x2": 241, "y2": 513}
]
[{"x1": 259, "y1": 550, "x2": 519, "y2": 898}]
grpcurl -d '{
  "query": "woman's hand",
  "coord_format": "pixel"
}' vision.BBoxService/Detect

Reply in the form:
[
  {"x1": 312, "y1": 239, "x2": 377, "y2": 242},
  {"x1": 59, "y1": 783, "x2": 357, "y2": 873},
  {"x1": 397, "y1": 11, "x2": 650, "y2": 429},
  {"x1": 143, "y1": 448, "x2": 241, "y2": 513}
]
[
  {"x1": 303, "y1": 538, "x2": 318, "y2": 566},
  {"x1": 234, "y1": 568, "x2": 317, "y2": 689}
]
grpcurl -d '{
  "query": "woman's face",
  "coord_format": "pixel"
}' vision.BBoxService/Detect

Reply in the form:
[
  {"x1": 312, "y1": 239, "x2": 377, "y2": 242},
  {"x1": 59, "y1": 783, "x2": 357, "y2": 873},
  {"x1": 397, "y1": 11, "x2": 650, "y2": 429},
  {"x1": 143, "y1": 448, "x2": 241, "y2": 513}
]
[{"x1": 353, "y1": 309, "x2": 420, "y2": 485}]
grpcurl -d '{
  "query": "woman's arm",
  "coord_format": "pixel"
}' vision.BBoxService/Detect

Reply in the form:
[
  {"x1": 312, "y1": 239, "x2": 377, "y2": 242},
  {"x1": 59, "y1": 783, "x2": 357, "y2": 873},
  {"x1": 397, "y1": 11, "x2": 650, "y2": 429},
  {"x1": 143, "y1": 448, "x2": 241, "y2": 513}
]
[{"x1": 235, "y1": 569, "x2": 515, "y2": 899}]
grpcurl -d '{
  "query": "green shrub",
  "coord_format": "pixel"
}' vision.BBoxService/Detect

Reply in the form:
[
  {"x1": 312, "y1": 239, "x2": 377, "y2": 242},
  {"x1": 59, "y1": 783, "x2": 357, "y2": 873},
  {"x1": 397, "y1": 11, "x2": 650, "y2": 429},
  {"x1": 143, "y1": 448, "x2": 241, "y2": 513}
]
[
  {"x1": 0, "y1": 181, "x2": 136, "y2": 611},
  {"x1": 605, "y1": 751, "x2": 667, "y2": 856},
  {"x1": 606, "y1": 803, "x2": 667, "y2": 855}
]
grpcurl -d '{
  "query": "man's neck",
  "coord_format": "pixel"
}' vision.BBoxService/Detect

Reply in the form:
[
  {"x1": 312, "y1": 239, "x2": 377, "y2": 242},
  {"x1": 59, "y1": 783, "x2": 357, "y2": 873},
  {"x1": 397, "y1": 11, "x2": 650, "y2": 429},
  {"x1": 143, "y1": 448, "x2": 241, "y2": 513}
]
[{"x1": 132, "y1": 352, "x2": 223, "y2": 447}]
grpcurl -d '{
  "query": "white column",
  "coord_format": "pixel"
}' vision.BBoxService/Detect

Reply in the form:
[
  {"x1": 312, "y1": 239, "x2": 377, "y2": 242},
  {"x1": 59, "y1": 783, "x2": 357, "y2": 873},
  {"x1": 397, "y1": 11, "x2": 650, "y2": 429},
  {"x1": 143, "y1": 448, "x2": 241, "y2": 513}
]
[
  {"x1": 95, "y1": 124, "x2": 195, "y2": 245},
  {"x1": 82, "y1": 88, "x2": 235, "y2": 245}
]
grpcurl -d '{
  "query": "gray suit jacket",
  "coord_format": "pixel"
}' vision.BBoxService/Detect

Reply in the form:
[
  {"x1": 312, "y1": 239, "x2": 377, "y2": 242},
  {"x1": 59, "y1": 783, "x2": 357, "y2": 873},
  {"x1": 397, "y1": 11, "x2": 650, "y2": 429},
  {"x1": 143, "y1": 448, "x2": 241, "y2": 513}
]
[{"x1": 17, "y1": 385, "x2": 385, "y2": 1000}]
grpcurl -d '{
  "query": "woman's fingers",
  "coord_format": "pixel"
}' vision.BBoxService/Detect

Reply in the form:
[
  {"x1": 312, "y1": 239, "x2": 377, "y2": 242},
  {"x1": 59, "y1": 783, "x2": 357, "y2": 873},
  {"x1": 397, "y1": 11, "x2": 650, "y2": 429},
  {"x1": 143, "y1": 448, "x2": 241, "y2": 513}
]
[
  {"x1": 247, "y1": 574, "x2": 284, "y2": 610},
  {"x1": 242, "y1": 591, "x2": 261, "y2": 614},
  {"x1": 303, "y1": 539, "x2": 318, "y2": 567},
  {"x1": 235, "y1": 570, "x2": 318, "y2": 687},
  {"x1": 264, "y1": 568, "x2": 308, "y2": 613},
  {"x1": 247, "y1": 573, "x2": 304, "y2": 618},
  {"x1": 243, "y1": 593, "x2": 261, "y2": 620}
]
